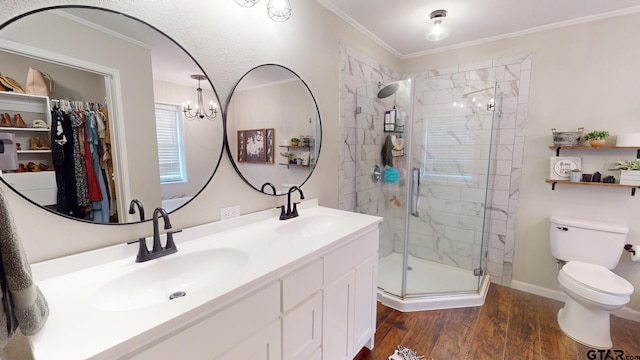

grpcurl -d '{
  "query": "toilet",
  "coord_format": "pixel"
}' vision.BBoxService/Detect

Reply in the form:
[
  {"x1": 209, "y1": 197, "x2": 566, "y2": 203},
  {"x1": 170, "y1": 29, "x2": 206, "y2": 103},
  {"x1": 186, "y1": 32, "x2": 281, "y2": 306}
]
[{"x1": 549, "y1": 216, "x2": 634, "y2": 349}]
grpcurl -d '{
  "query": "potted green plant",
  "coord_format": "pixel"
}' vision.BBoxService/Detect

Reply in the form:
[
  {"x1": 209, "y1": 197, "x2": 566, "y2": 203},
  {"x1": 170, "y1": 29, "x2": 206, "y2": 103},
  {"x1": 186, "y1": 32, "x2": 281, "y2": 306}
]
[
  {"x1": 290, "y1": 137, "x2": 300, "y2": 146},
  {"x1": 280, "y1": 151, "x2": 296, "y2": 164},
  {"x1": 614, "y1": 159, "x2": 640, "y2": 170},
  {"x1": 583, "y1": 130, "x2": 609, "y2": 147},
  {"x1": 613, "y1": 159, "x2": 640, "y2": 185}
]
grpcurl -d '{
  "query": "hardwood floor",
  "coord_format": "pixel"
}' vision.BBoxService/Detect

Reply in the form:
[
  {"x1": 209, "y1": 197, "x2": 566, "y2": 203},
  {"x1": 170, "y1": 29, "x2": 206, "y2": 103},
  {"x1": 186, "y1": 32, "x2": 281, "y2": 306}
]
[{"x1": 354, "y1": 284, "x2": 640, "y2": 360}]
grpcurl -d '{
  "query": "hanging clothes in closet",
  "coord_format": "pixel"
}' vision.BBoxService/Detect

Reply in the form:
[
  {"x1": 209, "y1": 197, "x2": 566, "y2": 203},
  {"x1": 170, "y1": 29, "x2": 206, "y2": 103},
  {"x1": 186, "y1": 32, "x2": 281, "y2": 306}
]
[
  {"x1": 50, "y1": 100, "x2": 113, "y2": 223},
  {"x1": 84, "y1": 109, "x2": 109, "y2": 223},
  {"x1": 51, "y1": 105, "x2": 82, "y2": 218},
  {"x1": 99, "y1": 107, "x2": 116, "y2": 218}
]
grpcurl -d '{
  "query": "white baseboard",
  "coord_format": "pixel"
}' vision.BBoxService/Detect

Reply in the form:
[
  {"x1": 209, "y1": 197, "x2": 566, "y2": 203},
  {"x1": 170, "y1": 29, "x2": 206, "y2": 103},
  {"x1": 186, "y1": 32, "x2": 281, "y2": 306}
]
[
  {"x1": 614, "y1": 306, "x2": 640, "y2": 322},
  {"x1": 510, "y1": 280, "x2": 640, "y2": 323},
  {"x1": 510, "y1": 280, "x2": 566, "y2": 302}
]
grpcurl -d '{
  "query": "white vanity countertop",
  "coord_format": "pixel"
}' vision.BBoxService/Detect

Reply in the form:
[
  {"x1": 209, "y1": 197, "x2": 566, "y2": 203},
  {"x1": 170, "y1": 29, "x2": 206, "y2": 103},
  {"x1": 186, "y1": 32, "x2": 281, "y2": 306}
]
[{"x1": 28, "y1": 200, "x2": 382, "y2": 360}]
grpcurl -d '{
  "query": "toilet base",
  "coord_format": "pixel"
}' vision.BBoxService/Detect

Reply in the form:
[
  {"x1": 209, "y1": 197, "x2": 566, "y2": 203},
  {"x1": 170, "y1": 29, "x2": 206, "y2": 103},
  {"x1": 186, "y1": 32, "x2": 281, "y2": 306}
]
[{"x1": 558, "y1": 297, "x2": 612, "y2": 349}]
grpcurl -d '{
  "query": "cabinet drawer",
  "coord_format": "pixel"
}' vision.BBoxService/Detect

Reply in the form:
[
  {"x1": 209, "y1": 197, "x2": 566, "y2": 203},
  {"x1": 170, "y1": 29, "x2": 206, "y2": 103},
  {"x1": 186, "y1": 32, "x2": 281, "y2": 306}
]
[
  {"x1": 323, "y1": 228, "x2": 378, "y2": 285},
  {"x1": 282, "y1": 258, "x2": 322, "y2": 312},
  {"x1": 216, "y1": 319, "x2": 282, "y2": 360},
  {"x1": 130, "y1": 281, "x2": 280, "y2": 360}
]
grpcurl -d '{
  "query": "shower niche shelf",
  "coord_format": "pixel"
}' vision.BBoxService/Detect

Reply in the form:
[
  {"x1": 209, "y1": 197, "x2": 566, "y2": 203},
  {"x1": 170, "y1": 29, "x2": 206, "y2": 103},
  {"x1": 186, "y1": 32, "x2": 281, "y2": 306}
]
[
  {"x1": 546, "y1": 145, "x2": 640, "y2": 196},
  {"x1": 383, "y1": 125, "x2": 404, "y2": 133}
]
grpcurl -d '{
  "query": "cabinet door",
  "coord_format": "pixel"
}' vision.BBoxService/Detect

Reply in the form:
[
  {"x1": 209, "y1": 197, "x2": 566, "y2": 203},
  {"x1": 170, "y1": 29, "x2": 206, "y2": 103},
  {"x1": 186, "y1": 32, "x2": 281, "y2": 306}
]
[
  {"x1": 217, "y1": 319, "x2": 281, "y2": 360},
  {"x1": 322, "y1": 270, "x2": 355, "y2": 360},
  {"x1": 283, "y1": 291, "x2": 322, "y2": 360},
  {"x1": 353, "y1": 254, "x2": 378, "y2": 352}
]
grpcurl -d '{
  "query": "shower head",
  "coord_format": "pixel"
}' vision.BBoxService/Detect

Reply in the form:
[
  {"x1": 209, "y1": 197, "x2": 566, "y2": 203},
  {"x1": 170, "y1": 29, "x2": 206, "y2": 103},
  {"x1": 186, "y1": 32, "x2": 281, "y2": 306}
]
[{"x1": 377, "y1": 82, "x2": 400, "y2": 99}]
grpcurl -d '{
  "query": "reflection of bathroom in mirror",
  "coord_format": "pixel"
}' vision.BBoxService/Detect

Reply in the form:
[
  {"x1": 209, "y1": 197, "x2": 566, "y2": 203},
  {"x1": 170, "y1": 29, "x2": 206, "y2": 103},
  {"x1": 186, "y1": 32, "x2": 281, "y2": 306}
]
[
  {"x1": 0, "y1": 7, "x2": 224, "y2": 223},
  {"x1": 227, "y1": 64, "x2": 321, "y2": 195}
]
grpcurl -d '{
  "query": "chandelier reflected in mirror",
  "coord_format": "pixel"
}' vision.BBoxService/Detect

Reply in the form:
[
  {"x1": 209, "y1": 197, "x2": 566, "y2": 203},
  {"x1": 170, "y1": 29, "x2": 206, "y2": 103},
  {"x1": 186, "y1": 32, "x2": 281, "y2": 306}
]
[
  {"x1": 234, "y1": 0, "x2": 259, "y2": 7},
  {"x1": 234, "y1": 0, "x2": 292, "y2": 22},
  {"x1": 183, "y1": 75, "x2": 217, "y2": 121}
]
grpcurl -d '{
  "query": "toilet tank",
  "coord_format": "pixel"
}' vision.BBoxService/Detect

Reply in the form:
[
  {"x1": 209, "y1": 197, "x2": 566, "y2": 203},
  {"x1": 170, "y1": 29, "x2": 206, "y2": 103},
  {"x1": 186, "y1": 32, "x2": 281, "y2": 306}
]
[{"x1": 550, "y1": 216, "x2": 629, "y2": 269}]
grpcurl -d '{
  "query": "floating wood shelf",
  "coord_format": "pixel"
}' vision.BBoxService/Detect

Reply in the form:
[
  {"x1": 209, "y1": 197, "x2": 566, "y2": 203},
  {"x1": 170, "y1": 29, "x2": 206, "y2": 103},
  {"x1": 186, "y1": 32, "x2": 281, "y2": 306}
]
[
  {"x1": 549, "y1": 145, "x2": 640, "y2": 157},
  {"x1": 545, "y1": 179, "x2": 640, "y2": 196},
  {"x1": 279, "y1": 163, "x2": 310, "y2": 168}
]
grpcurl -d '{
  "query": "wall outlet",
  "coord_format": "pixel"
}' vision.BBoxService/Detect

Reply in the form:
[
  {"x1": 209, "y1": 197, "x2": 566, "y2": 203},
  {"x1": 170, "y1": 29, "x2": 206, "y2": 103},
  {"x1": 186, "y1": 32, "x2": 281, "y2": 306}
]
[{"x1": 220, "y1": 205, "x2": 240, "y2": 220}]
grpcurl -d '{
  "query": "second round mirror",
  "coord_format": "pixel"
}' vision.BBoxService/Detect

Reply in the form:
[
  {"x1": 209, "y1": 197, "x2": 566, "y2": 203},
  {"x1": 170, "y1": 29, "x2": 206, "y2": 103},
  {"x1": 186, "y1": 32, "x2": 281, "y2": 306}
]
[{"x1": 226, "y1": 64, "x2": 321, "y2": 195}]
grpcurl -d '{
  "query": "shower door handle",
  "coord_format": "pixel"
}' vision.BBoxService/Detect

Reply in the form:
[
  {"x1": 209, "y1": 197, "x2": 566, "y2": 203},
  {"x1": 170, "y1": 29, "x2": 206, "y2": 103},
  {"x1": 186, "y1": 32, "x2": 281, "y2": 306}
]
[{"x1": 410, "y1": 167, "x2": 421, "y2": 217}]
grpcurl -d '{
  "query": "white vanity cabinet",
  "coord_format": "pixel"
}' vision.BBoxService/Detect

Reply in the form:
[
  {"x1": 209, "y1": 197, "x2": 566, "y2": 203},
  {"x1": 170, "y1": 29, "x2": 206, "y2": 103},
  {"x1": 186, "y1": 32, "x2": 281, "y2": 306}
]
[
  {"x1": 128, "y1": 229, "x2": 378, "y2": 360},
  {"x1": 322, "y1": 229, "x2": 379, "y2": 360},
  {"x1": 29, "y1": 203, "x2": 383, "y2": 360}
]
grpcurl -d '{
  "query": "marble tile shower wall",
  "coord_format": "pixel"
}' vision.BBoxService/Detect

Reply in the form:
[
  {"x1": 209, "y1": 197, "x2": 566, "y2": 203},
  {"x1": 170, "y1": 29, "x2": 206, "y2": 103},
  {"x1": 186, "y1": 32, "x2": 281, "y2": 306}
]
[
  {"x1": 339, "y1": 44, "x2": 531, "y2": 286},
  {"x1": 338, "y1": 44, "x2": 401, "y2": 259}
]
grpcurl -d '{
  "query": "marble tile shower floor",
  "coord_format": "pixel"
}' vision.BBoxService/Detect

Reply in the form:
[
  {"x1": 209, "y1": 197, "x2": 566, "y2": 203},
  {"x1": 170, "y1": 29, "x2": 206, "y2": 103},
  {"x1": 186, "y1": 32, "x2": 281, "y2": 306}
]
[{"x1": 378, "y1": 252, "x2": 479, "y2": 296}]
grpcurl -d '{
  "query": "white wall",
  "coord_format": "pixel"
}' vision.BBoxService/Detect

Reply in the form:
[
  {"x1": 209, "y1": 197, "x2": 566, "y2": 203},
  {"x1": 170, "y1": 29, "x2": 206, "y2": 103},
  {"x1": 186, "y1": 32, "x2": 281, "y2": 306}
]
[
  {"x1": 152, "y1": 79, "x2": 223, "y2": 200},
  {"x1": 0, "y1": 0, "x2": 401, "y2": 262},
  {"x1": 404, "y1": 12, "x2": 640, "y2": 311},
  {"x1": 0, "y1": 51, "x2": 106, "y2": 102}
]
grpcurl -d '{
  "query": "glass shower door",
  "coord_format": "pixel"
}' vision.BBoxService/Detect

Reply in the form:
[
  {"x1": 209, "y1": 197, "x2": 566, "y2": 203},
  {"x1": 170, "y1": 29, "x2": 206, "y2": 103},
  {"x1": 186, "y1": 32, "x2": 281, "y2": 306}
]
[{"x1": 403, "y1": 78, "x2": 498, "y2": 297}]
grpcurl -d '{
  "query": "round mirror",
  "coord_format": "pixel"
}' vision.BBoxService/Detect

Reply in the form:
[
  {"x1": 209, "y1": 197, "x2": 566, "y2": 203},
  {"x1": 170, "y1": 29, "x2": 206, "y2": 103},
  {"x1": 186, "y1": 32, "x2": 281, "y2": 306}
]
[
  {"x1": 0, "y1": 6, "x2": 224, "y2": 223},
  {"x1": 226, "y1": 64, "x2": 321, "y2": 195}
]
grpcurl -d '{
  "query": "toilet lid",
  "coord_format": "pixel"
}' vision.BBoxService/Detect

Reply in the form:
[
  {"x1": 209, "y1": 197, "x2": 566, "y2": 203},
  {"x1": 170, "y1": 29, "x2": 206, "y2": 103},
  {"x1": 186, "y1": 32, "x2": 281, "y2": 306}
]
[{"x1": 562, "y1": 261, "x2": 634, "y2": 296}]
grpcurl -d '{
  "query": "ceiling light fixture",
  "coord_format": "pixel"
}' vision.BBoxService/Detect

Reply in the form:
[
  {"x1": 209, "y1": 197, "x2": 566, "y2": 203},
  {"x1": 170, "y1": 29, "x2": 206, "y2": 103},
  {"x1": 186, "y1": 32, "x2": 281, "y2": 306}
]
[
  {"x1": 234, "y1": 0, "x2": 292, "y2": 22},
  {"x1": 234, "y1": 0, "x2": 260, "y2": 7},
  {"x1": 425, "y1": 9, "x2": 448, "y2": 41},
  {"x1": 267, "y1": 0, "x2": 292, "y2": 22},
  {"x1": 183, "y1": 75, "x2": 217, "y2": 121}
]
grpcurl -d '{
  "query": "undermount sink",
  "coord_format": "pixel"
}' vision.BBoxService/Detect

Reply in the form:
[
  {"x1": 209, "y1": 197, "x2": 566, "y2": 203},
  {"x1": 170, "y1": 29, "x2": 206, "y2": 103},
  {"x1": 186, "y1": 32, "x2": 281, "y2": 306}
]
[
  {"x1": 91, "y1": 248, "x2": 249, "y2": 311},
  {"x1": 276, "y1": 214, "x2": 348, "y2": 238}
]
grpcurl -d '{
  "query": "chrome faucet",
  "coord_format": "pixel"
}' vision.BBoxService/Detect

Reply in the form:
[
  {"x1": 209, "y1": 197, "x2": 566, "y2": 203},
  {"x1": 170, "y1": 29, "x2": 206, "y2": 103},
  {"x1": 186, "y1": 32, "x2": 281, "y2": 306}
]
[
  {"x1": 279, "y1": 186, "x2": 304, "y2": 220},
  {"x1": 261, "y1": 182, "x2": 277, "y2": 195},
  {"x1": 135, "y1": 207, "x2": 179, "y2": 262}
]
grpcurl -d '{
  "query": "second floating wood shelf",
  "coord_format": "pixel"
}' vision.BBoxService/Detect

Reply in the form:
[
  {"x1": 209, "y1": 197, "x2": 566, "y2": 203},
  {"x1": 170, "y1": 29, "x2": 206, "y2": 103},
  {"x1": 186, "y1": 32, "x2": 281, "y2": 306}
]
[{"x1": 545, "y1": 179, "x2": 640, "y2": 196}]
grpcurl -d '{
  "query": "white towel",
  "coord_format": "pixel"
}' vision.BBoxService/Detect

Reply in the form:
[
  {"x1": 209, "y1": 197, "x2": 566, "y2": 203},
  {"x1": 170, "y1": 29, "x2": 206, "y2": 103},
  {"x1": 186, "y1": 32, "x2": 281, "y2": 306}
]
[{"x1": 0, "y1": 187, "x2": 49, "y2": 349}]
